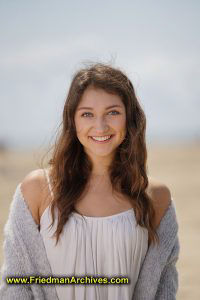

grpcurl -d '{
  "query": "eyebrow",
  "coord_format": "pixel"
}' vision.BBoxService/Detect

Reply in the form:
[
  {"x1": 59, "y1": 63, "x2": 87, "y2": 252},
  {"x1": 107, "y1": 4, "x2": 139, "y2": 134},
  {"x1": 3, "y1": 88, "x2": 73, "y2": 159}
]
[{"x1": 77, "y1": 105, "x2": 122, "y2": 111}]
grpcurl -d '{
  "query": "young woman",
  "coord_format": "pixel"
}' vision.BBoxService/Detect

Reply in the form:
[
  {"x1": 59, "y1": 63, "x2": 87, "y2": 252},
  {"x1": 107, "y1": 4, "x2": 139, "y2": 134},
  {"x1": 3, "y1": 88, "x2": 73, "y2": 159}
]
[{"x1": 0, "y1": 63, "x2": 180, "y2": 299}]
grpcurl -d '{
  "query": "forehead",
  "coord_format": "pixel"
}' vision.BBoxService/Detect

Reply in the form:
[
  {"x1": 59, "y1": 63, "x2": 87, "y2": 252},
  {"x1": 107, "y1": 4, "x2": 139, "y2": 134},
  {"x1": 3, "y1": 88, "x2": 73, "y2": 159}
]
[{"x1": 77, "y1": 86, "x2": 124, "y2": 109}]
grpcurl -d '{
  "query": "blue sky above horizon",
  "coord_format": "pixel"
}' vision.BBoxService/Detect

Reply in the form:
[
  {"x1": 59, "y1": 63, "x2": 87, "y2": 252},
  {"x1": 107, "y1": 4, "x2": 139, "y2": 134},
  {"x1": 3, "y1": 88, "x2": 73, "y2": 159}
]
[{"x1": 0, "y1": 0, "x2": 200, "y2": 150}]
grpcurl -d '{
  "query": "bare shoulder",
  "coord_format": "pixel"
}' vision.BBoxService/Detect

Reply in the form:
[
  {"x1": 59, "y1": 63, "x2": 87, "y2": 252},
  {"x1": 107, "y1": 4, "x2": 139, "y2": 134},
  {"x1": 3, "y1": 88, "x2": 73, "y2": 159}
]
[
  {"x1": 147, "y1": 176, "x2": 172, "y2": 229},
  {"x1": 20, "y1": 169, "x2": 46, "y2": 225}
]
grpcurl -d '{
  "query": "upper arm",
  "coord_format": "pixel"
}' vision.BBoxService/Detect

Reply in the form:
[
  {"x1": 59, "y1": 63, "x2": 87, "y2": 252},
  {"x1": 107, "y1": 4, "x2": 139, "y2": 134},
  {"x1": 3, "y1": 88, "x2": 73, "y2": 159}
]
[
  {"x1": 147, "y1": 178, "x2": 172, "y2": 229},
  {"x1": 20, "y1": 169, "x2": 44, "y2": 226}
]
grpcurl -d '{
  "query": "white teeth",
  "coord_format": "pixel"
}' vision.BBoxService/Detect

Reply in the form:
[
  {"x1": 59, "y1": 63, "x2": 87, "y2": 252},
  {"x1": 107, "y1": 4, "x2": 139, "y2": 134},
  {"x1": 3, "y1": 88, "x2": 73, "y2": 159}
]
[{"x1": 91, "y1": 135, "x2": 111, "y2": 141}]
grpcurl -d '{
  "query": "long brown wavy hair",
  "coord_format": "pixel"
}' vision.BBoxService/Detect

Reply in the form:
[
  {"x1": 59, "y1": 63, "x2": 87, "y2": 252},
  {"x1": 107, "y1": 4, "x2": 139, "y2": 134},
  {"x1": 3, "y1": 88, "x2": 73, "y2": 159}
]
[{"x1": 43, "y1": 62, "x2": 159, "y2": 247}]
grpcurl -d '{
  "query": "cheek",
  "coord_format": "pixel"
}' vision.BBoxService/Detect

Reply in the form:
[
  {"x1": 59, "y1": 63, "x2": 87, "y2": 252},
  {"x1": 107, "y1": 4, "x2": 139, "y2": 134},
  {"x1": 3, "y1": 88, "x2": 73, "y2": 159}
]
[
  {"x1": 75, "y1": 121, "x2": 89, "y2": 136},
  {"x1": 118, "y1": 119, "x2": 126, "y2": 138},
  {"x1": 114, "y1": 116, "x2": 126, "y2": 130},
  {"x1": 74, "y1": 116, "x2": 84, "y2": 133}
]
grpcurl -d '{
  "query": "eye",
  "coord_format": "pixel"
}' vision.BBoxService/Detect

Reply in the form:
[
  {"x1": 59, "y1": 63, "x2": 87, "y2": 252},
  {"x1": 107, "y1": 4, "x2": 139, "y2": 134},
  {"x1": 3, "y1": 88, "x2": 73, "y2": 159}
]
[
  {"x1": 81, "y1": 110, "x2": 120, "y2": 117},
  {"x1": 108, "y1": 110, "x2": 120, "y2": 115},
  {"x1": 81, "y1": 112, "x2": 92, "y2": 117}
]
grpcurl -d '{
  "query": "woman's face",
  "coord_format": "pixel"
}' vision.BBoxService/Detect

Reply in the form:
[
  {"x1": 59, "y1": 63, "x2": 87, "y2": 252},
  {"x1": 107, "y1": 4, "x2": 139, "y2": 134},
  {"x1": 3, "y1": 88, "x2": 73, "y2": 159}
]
[{"x1": 74, "y1": 86, "x2": 126, "y2": 164}]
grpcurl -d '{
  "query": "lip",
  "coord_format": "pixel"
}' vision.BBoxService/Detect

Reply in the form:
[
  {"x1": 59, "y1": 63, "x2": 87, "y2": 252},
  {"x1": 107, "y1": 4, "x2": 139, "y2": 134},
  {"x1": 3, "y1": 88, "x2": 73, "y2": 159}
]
[{"x1": 89, "y1": 134, "x2": 114, "y2": 143}]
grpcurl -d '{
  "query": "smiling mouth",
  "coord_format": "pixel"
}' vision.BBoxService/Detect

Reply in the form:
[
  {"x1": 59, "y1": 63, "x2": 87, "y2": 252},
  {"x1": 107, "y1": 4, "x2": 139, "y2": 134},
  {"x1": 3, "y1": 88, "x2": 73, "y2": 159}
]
[{"x1": 89, "y1": 135, "x2": 114, "y2": 143}]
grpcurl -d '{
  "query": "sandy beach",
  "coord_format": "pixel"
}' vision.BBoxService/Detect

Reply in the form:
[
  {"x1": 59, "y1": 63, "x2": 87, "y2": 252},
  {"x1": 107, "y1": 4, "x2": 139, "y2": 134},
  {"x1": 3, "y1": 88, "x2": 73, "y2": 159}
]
[{"x1": 0, "y1": 142, "x2": 200, "y2": 299}]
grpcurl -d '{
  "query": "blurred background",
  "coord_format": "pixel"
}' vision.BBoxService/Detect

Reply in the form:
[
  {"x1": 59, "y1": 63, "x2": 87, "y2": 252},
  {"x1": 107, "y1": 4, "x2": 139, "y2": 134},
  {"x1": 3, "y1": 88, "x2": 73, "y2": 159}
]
[{"x1": 0, "y1": 0, "x2": 200, "y2": 298}]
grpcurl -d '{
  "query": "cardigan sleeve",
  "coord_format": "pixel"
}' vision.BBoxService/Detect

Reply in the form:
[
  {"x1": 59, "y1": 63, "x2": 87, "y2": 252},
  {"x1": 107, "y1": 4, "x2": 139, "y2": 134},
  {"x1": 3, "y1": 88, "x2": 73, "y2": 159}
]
[
  {"x1": 155, "y1": 235, "x2": 180, "y2": 300},
  {"x1": 0, "y1": 215, "x2": 34, "y2": 299},
  {"x1": 0, "y1": 184, "x2": 59, "y2": 300}
]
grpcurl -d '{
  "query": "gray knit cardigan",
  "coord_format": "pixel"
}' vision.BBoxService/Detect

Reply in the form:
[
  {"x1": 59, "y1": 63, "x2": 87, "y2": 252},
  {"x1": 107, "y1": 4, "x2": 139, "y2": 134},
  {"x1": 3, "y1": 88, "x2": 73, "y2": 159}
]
[{"x1": 0, "y1": 183, "x2": 180, "y2": 300}]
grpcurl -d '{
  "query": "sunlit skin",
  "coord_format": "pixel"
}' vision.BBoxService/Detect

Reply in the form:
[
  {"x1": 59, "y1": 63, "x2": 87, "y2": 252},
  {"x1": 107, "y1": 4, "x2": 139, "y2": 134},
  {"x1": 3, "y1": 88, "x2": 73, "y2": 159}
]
[{"x1": 74, "y1": 86, "x2": 127, "y2": 179}]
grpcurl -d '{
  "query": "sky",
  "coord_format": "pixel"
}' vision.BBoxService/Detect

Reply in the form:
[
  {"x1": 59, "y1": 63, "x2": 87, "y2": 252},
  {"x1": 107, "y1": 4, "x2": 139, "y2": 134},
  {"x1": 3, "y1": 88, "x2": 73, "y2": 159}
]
[{"x1": 0, "y1": 0, "x2": 200, "y2": 150}]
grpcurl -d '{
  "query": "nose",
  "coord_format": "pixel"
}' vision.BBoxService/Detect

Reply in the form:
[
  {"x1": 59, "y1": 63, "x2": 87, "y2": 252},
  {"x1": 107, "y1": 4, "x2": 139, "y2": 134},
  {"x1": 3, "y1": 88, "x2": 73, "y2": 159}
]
[{"x1": 94, "y1": 117, "x2": 109, "y2": 132}]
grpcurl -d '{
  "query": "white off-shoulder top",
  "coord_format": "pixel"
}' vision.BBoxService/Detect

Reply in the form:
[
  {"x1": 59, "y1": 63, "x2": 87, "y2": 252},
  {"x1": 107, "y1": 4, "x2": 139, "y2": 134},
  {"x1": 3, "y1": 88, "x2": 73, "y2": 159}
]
[{"x1": 39, "y1": 169, "x2": 148, "y2": 300}]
